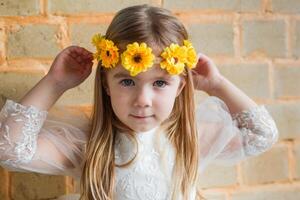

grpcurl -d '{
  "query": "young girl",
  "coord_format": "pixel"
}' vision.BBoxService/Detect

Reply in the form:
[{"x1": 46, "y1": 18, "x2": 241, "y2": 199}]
[{"x1": 0, "y1": 4, "x2": 278, "y2": 200}]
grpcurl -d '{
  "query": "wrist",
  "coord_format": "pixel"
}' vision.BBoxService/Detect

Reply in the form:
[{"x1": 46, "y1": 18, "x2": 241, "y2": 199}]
[
  {"x1": 206, "y1": 75, "x2": 227, "y2": 97},
  {"x1": 19, "y1": 75, "x2": 67, "y2": 111},
  {"x1": 43, "y1": 75, "x2": 68, "y2": 95}
]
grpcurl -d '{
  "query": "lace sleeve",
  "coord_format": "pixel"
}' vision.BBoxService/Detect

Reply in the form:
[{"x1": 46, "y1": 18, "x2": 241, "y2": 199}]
[
  {"x1": 231, "y1": 105, "x2": 279, "y2": 156},
  {"x1": 0, "y1": 99, "x2": 48, "y2": 165},
  {"x1": 0, "y1": 99, "x2": 89, "y2": 180},
  {"x1": 197, "y1": 96, "x2": 279, "y2": 173}
]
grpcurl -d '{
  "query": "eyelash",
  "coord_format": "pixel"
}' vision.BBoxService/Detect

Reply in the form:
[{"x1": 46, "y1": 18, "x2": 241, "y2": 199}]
[{"x1": 119, "y1": 79, "x2": 169, "y2": 88}]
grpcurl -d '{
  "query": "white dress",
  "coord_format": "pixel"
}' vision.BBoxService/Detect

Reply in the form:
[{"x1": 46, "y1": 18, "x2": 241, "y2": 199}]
[{"x1": 0, "y1": 96, "x2": 279, "y2": 200}]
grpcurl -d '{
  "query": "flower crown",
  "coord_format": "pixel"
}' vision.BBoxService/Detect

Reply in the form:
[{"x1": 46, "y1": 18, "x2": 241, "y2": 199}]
[{"x1": 91, "y1": 33, "x2": 197, "y2": 76}]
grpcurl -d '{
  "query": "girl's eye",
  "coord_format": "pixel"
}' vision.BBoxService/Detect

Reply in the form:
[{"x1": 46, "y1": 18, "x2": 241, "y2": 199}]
[
  {"x1": 154, "y1": 80, "x2": 168, "y2": 88},
  {"x1": 120, "y1": 79, "x2": 134, "y2": 87}
]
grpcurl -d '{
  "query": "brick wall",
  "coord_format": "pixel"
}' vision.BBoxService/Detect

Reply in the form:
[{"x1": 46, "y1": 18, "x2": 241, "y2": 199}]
[{"x1": 0, "y1": 0, "x2": 299, "y2": 199}]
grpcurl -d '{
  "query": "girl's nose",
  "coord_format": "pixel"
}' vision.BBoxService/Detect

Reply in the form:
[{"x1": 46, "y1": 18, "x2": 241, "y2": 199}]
[{"x1": 133, "y1": 87, "x2": 152, "y2": 108}]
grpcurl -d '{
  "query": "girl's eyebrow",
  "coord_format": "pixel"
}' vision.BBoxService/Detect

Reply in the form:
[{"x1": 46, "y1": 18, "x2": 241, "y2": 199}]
[
  {"x1": 113, "y1": 72, "x2": 174, "y2": 81},
  {"x1": 113, "y1": 72, "x2": 131, "y2": 79},
  {"x1": 154, "y1": 75, "x2": 174, "y2": 81}
]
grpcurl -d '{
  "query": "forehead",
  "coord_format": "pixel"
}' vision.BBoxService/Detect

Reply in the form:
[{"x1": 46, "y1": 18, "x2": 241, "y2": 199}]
[{"x1": 109, "y1": 64, "x2": 177, "y2": 80}]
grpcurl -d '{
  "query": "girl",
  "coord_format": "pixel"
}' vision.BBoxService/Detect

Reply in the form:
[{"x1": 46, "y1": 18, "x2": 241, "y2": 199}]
[{"x1": 0, "y1": 4, "x2": 278, "y2": 200}]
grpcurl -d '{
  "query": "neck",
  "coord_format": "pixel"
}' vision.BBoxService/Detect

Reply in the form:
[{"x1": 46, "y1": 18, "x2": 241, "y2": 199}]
[{"x1": 137, "y1": 126, "x2": 160, "y2": 134}]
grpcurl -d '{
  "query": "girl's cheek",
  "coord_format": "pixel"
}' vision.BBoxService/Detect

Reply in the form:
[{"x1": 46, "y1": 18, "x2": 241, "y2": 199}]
[{"x1": 158, "y1": 93, "x2": 173, "y2": 105}]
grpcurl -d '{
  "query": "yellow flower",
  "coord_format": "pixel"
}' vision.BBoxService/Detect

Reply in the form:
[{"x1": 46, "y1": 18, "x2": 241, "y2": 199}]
[
  {"x1": 91, "y1": 33, "x2": 197, "y2": 75},
  {"x1": 121, "y1": 42, "x2": 155, "y2": 76},
  {"x1": 160, "y1": 43, "x2": 187, "y2": 75},
  {"x1": 91, "y1": 34, "x2": 119, "y2": 68},
  {"x1": 91, "y1": 33, "x2": 102, "y2": 49},
  {"x1": 99, "y1": 40, "x2": 119, "y2": 68},
  {"x1": 183, "y1": 40, "x2": 197, "y2": 69}
]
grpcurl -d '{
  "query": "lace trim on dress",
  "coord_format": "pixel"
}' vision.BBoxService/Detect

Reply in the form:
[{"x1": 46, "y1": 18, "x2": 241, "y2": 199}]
[
  {"x1": 0, "y1": 99, "x2": 48, "y2": 166},
  {"x1": 232, "y1": 105, "x2": 279, "y2": 156}
]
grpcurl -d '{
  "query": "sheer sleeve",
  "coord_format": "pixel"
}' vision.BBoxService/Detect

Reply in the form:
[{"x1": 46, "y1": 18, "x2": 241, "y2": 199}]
[
  {"x1": 197, "y1": 96, "x2": 279, "y2": 173},
  {"x1": 0, "y1": 99, "x2": 90, "y2": 180}
]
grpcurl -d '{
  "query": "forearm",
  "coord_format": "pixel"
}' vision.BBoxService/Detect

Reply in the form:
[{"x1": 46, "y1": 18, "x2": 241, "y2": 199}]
[
  {"x1": 207, "y1": 76, "x2": 257, "y2": 115},
  {"x1": 0, "y1": 75, "x2": 65, "y2": 163},
  {"x1": 19, "y1": 75, "x2": 66, "y2": 111}
]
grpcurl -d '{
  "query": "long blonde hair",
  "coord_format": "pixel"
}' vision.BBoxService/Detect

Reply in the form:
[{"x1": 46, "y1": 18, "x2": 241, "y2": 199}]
[{"x1": 80, "y1": 4, "x2": 205, "y2": 200}]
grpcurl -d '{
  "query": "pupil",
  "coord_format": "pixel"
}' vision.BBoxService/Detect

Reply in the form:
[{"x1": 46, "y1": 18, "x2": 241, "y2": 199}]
[{"x1": 125, "y1": 80, "x2": 132, "y2": 85}]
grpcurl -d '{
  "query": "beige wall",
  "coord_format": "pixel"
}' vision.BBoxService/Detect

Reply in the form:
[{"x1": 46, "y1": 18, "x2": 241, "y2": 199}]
[{"x1": 0, "y1": 0, "x2": 300, "y2": 199}]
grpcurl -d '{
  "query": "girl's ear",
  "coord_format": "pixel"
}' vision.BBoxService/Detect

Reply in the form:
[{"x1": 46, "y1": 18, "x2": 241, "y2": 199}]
[{"x1": 176, "y1": 78, "x2": 186, "y2": 97}]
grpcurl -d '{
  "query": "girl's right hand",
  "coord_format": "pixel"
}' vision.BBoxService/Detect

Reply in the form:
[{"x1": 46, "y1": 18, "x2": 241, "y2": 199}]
[{"x1": 46, "y1": 46, "x2": 94, "y2": 91}]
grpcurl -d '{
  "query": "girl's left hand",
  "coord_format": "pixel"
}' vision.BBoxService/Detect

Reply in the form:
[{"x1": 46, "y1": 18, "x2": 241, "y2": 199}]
[{"x1": 192, "y1": 53, "x2": 223, "y2": 93}]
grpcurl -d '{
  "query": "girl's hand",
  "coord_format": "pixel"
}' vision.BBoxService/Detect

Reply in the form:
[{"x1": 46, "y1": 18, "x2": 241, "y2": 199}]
[
  {"x1": 46, "y1": 46, "x2": 94, "y2": 91},
  {"x1": 192, "y1": 53, "x2": 224, "y2": 94}
]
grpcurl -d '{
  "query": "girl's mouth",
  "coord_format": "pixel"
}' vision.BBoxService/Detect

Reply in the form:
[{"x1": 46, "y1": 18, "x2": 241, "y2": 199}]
[{"x1": 130, "y1": 114, "x2": 154, "y2": 119}]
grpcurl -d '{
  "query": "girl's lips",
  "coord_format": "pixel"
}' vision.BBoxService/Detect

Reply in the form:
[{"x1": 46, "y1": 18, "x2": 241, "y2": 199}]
[{"x1": 130, "y1": 114, "x2": 154, "y2": 119}]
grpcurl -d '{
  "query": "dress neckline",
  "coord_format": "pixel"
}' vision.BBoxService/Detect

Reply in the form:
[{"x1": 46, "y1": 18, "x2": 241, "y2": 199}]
[{"x1": 135, "y1": 126, "x2": 160, "y2": 140}]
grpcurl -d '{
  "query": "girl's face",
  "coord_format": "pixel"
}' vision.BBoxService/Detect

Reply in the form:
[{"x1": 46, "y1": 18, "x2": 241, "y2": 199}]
[{"x1": 105, "y1": 64, "x2": 186, "y2": 133}]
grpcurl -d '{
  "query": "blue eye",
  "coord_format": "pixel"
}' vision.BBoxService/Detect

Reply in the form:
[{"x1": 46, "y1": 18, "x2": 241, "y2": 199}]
[
  {"x1": 120, "y1": 79, "x2": 134, "y2": 87},
  {"x1": 154, "y1": 80, "x2": 168, "y2": 88}
]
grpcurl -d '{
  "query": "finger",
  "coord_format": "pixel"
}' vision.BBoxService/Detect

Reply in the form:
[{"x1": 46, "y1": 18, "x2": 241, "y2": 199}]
[
  {"x1": 66, "y1": 48, "x2": 80, "y2": 59},
  {"x1": 191, "y1": 69, "x2": 198, "y2": 75},
  {"x1": 84, "y1": 61, "x2": 93, "y2": 70},
  {"x1": 75, "y1": 50, "x2": 94, "y2": 63},
  {"x1": 82, "y1": 50, "x2": 89, "y2": 56},
  {"x1": 196, "y1": 59, "x2": 207, "y2": 66},
  {"x1": 75, "y1": 56, "x2": 84, "y2": 63},
  {"x1": 68, "y1": 46, "x2": 89, "y2": 57},
  {"x1": 75, "y1": 47, "x2": 92, "y2": 56},
  {"x1": 81, "y1": 49, "x2": 93, "y2": 58},
  {"x1": 72, "y1": 51, "x2": 92, "y2": 62},
  {"x1": 197, "y1": 52, "x2": 203, "y2": 60},
  {"x1": 82, "y1": 54, "x2": 93, "y2": 63},
  {"x1": 89, "y1": 53, "x2": 95, "y2": 60},
  {"x1": 197, "y1": 52, "x2": 209, "y2": 60},
  {"x1": 70, "y1": 52, "x2": 77, "y2": 59},
  {"x1": 81, "y1": 61, "x2": 93, "y2": 75},
  {"x1": 83, "y1": 52, "x2": 93, "y2": 60},
  {"x1": 72, "y1": 46, "x2": 85, "y2": 54},
  {"x1": 192, "y1": 70, "x2": 204, "y2": 78}
]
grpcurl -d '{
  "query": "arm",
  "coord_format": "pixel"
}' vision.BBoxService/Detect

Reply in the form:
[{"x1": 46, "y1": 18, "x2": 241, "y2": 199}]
[
  {"x1": 192, "y1": 52, "x2": 257, "y2": 115},
  {"x1": 0, "y1": 46, "x2": 93, "y2": 177},
  {"x1": 204, "y1": 76, "x2": 279, "y2": 157},
  {"x1": 19, "y1": 75, "x2": 66, "y2": 110},
  {"x1": 206, "y1": 76, "x2": 257, "y2": 115},
  {"x1": 194, "y1": 56, "x2": 279, "y2": 156},
  {"x1": 193, "y1": 53, "x2": 279, "y2": 172},
  {"x1": 0, "y1": 75, "x2": 66, "y2": 166}
]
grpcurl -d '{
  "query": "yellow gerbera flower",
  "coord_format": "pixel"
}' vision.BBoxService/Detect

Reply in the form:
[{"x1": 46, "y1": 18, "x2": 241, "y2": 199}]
[
  {"x1": 160, "y1": 43, "x2": 187, "y2": 75},
  {"x1": 91, "y1": 34, "x2": 119, "y2": 68},
  {"x1": 91, "y1": 33, "x2": 102, "y2": 49},
  {"x1": 183, "y1": 40, "x2": 197, "y2": 69},
  {"x1": 99, "y1": 40, "x2": 119, "y2": 68},
  {"x1": 121, "y1": 42, "x2": 155, "y2": 76}
]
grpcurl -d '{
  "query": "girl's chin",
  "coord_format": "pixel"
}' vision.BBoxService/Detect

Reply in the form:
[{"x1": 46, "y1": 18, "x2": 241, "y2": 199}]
[{"x1": 129, "y1": 124, "x2": 159, "y2": 133}]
